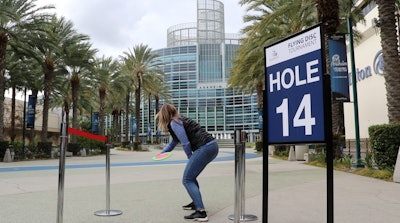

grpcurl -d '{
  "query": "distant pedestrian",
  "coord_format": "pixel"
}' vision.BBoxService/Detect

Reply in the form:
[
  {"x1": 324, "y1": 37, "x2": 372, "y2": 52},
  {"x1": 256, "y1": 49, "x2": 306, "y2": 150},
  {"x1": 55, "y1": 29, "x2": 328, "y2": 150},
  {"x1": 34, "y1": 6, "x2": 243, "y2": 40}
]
[{"x1": 155, "y1": 103, "x2": 219, "y2": 222}]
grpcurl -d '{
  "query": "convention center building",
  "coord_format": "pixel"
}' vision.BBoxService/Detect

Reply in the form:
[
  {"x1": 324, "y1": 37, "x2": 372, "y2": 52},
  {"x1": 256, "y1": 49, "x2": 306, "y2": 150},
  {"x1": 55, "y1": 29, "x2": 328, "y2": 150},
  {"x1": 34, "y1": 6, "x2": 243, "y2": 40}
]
[
  {"x1": 147, "y1": 0, "x2": 260, "y2": 141},
  {"x1": 343, "y1": 1, "x2": 387, "y2": 144}
]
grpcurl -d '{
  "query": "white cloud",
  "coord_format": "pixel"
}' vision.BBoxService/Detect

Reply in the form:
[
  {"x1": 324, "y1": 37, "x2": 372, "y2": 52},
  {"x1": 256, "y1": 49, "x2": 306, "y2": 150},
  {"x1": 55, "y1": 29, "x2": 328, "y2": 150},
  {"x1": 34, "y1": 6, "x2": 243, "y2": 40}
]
[{"x1": 35, "y1": 0, "x2": 246, "y2": 58}]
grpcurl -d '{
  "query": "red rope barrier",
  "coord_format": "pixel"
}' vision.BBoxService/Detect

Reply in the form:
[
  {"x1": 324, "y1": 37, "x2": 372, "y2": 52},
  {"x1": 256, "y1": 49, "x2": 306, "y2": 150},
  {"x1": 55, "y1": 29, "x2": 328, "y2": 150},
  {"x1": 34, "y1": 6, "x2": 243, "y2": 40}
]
[{"x1": 68, "y1": 127, "x2": 108, "y2": 142}]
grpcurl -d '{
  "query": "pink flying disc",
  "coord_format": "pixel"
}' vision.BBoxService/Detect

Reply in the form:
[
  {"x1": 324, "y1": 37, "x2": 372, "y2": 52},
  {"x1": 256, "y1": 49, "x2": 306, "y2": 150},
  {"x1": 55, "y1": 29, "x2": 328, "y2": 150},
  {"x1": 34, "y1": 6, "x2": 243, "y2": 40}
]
[{"x1": 152, "y1": 152, "x2": 173, "y2": 161}]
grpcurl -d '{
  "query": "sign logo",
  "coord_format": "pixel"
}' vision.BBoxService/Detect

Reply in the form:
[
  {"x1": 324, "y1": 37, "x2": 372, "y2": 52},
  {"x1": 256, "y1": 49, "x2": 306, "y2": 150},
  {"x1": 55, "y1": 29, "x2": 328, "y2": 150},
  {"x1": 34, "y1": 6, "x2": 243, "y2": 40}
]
[{"x1": 373, "y1": 50, "x2": 384, "y2": 76}]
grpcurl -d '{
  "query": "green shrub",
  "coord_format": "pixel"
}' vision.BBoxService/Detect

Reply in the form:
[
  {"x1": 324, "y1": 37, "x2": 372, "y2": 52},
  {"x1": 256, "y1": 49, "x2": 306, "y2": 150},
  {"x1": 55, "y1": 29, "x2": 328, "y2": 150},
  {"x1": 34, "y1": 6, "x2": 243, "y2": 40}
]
[
  {"x1": 67, "y1": 143, "x2": 81, "y2": 156},
  {"x1": 314, "y1": 152, "x2": 327, "y2": 163},
  {"x1": 353, "y1": 168, "x2": 393, "y2": 181},
  {"x1": 255, "y1": 141, "x2": 263, "y2": 152},
  {"x1": 0, "y1": 141, "x2": 9, "y2": 160},
  {"x1": 112, "y1": 142, "x2": 120, "y2": 148},
  {"x1": 133, "y1": 141, "x2": 142, "y2": 151},
  {"x1": 121, "y1": 141, "x2": 130, "y2": 148},
  {"x1": 25, "y1": 142, "x2": 37, "y2": 159},
  {"x1": 364, "y1": 149, "x2": 374, "y2": 168},
  {"x1": 274, "y1": 145, "x2": 289, "y2": 157},
  {"x1": 11, "y1": 141, "x2": 24, "y2": 160},
  {"x1": 99, "y1": 143, "x2": 107, "y2": 154},
  {"x1": 37, "y1": 142, "x2": 53, "y2": 158},
  {"x1": 368, "y1": 124, "x2": 400, "y2": 170},
  {"x1": 334, "y1": 154, "x2": 352, "y2": 169}
]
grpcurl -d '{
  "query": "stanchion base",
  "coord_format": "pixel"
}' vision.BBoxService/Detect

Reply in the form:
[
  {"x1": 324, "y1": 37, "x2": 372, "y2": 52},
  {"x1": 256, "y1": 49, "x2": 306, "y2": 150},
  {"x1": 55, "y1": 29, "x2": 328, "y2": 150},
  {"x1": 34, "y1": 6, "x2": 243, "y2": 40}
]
[
  {"x1": 94, "y1": 210, "x2": 123, "y2": 216},
  {"x1": 228, "y1": 214, "x2": 258, "y2": 222}
]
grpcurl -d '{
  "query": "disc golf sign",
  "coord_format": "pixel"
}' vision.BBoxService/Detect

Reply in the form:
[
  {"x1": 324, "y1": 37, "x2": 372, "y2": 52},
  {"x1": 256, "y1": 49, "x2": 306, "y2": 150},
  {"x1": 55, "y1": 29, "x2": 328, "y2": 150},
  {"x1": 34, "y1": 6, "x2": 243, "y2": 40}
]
[{"x1": 265, "y1": 25, "x2": 325, "y2": 144}]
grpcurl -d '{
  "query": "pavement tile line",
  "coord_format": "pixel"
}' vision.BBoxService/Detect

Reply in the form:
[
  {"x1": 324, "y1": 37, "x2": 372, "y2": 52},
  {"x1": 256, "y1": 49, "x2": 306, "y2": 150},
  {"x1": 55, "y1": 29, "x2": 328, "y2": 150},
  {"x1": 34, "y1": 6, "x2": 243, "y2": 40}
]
[{"x1": 0, "y1": 150, "x2": 261, "y2": 173}]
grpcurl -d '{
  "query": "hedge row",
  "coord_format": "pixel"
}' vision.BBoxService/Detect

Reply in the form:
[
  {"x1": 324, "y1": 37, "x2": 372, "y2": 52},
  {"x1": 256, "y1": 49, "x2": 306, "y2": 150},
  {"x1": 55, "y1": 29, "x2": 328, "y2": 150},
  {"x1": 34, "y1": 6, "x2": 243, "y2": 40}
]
[{"x1": 368, "y1": 124, "x2": 400, "y2": 170}]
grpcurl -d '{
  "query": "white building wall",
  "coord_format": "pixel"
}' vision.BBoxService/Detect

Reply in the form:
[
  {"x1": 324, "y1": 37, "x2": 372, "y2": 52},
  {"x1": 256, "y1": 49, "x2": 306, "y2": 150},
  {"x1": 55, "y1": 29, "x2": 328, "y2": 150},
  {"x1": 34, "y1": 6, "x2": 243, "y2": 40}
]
[
  {"x1": 344, "y1": 4, "x2": 389, "y2": 140},
  {"x1": 4, "y1": 97, "x2": 60, "y2": 133}
]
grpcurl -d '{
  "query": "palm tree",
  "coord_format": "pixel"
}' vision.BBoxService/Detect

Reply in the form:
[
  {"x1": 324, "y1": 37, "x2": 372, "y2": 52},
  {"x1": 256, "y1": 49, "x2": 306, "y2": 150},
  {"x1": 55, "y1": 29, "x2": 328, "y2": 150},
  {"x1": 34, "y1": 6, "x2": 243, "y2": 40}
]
[
  {"x1": 95, "y1": 58, "x2": 128, "y2": 143},
  {"x1": 20, "y1": 58, "x2": 42, "y2": 142},
  {"x1": 123, "y1": 93, "x2": 132, "y2": 143},
  {"x1": 315, "y1": 0, "x2": 340, "y2": 35},
  {"x1": 142, "y1": 74, "x2": 169, "y2": 143},
  {"x1": 106, "y1": 87, "x2": 126, "y2": 143},
  {"x1": 117, "y1": 66, "x2": 134, "y2": 143},
  {"x1": 233, "y1": 0, "x2": 365, "y2": 111},
  {"x1": 79, "y1": 78, "x2": 99, "y2": 125},
  {"x1": 121, "y1": 44, "x2": 163, "y2": 143},
  {"x1": 0, "y1": 0, "x2": 53, "y2": 141},
  {"x1": 62, "y1": 36, "x2": 97, "y2": 143},
  {"x1": 375, "y1": 0, "x2": 400, "y2": 123},
  {"x1": 92, "y1": 56, "x2": 120, "y2": 136},
  {"x1": 315, "y1": 0, "x2": 369, "y2": 158},
  {"x1": 232, "y1": 0, "x2": 317, "y2": 111},
  {"x1": 234, "y1": 0, "x2": 366, "y2": 158},
  {"x1": 51, "y1": 77, "x2": 72, "y2": 131},
  {"x1": 27, "y1": 15, "x2": 81, "y2": 142},
  {"x1": 229, "y1": 40, "x2": 265, "y2": 111},
  {"x1": 313, "y1": 0, "x2": 342, "y2": 158},
  {"x1": 5, "y1": 52, "x2": 37, "y2": 142}
]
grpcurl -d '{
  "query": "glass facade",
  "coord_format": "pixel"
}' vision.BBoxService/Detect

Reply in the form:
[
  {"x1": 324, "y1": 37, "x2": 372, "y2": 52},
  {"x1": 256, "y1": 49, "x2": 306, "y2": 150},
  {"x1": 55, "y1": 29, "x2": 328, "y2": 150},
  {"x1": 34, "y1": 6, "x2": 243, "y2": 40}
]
[{"x1": 151, "y1": 0, "x2": 259, "y2": 140}]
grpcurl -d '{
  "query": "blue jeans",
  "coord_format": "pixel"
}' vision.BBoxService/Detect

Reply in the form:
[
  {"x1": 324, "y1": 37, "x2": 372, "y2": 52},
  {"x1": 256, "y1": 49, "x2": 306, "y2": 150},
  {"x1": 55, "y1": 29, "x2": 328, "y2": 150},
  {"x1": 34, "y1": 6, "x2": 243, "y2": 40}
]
[{"x1": 182, "y1": 141, "x2": 219, "y2": 210}]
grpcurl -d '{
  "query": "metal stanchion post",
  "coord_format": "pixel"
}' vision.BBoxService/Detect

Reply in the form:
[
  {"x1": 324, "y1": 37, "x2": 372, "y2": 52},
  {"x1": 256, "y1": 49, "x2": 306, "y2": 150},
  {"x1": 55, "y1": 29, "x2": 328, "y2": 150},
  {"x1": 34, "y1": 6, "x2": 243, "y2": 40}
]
[
  {"x1": 228, "y1": 129, "x2": 258, "y2": 222},
  {"x1": 95, "y1": 143, "x2": 123, "y2": 216},
  {"x1": 57, "y1": 122, "x2": 67, "y2": 223}
]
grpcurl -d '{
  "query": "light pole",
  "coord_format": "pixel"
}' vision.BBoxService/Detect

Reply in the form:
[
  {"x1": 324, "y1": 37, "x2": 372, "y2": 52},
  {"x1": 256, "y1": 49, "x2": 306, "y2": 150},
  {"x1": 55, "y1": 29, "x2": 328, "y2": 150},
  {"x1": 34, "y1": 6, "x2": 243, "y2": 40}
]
[
  {"x1": 347, "y1": 17, "x2": 363, "y2": 168},
  {"x1": 22, "y1": 88, "x2": 27, "y2": 158}
]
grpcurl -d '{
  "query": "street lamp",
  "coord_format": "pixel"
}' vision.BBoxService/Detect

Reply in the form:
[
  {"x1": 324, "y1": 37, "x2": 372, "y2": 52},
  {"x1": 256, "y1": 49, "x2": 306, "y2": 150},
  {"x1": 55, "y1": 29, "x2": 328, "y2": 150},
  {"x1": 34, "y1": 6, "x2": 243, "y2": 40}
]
[{"x1": 347, "y1": 17, "x2": 363, "y2": 168}]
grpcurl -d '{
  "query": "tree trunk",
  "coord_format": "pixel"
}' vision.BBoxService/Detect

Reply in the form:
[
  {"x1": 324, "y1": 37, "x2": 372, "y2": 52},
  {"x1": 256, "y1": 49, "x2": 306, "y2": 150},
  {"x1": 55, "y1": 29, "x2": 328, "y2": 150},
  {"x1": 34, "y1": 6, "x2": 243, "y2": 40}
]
[
  {"x1": 71, "y1": 74, "x2": 80, "y2": 143},
  {"x1": 147, "y1": 94, "x2": 152, "y2": 143},
  {"x1": 28, "y1": 90, "x2": 39, "y2": 142},
  {"x1": 134, "y1": 78, "x2": 141, "y2": 143},
  {"x1": 125, "y1": 93, "x2": 130, "y2": 142},
  {"x1": 0, "y1": 31, "x2": 8, "y2": 141},
  {"x1": 10, "y1": 85, "x2": 16, "y2": 142},
  {"x1": 117, "y1": 110, "x2": 122, "y2": 142},
  {"x1": 256, "y1": 81, "x2": 263, "y2": 141},
  {"x1": 64, "y1": 100, "x2": 70, "y2": 138},
  {"x1": 316, "y1": 0, "x2": 340, "y2": 35},
  {"x1": 317, "y1": 0, "x2": 341, "y2": 159},
  {"x1": 155, "y1": 95, "x2": 160, "y2": 143},
  {"x1": 99, "y1": 87, "x2": 106, "y2": 136},
  {"x1": 376, "y1": 0, "x2": 400, "y2": 123},
  {"x1": 41, "y1": 59, "x2": 55, "y2": 142}
]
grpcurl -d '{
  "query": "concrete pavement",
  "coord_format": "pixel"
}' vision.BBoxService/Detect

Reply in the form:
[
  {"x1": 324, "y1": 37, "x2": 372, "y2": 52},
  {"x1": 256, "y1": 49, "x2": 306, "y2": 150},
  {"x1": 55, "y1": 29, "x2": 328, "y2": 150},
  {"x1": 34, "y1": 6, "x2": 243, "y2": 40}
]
[{"x1": 0, "y1": 147, "x2": 400, "y2": 223}]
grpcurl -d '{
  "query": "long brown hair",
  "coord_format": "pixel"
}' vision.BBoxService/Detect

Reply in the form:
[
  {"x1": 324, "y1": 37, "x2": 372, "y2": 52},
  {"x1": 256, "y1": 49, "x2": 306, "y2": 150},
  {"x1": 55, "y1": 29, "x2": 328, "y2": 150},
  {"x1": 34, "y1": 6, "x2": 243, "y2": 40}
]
[{"x1": 155, "y1": 104, "x2": 181, "y2": 132}]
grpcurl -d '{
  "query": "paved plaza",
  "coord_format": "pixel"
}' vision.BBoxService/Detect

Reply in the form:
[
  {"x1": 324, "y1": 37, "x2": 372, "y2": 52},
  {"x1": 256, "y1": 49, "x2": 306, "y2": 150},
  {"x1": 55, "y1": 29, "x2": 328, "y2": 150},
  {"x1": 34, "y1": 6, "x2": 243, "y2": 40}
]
[{"x1": 1, "y1": 147, "x2": 400, "y2": 223}]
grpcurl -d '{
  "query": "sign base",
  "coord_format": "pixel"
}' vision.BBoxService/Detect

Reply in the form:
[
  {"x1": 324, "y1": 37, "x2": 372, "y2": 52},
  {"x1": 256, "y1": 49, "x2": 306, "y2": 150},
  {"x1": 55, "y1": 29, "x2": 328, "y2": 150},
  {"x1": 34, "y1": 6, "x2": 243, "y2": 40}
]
[
  {"x1": 228, "y1": 214, "x2": 258, "y2": 222},
  {"x1": 94, "y1": 210, "x2": 123, "y2": 216}
]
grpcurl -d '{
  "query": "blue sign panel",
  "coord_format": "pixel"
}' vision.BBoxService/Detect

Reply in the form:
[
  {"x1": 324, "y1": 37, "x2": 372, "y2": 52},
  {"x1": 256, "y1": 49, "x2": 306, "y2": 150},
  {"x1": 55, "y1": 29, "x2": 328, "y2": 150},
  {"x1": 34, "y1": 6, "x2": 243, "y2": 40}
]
[
  {"x1": 258, "y1": 110, "x2": 263, "y2": 129},
  {"x1": 265, "y1": 25, "x2": 325, "y2": 144},
  {"x1": 27, "y1": 95, "x2": 36, "y2": 128},
  {"x1": 131, "y1": 118, "x2": 136, "y2": 134},
  {"x1": 92, "y1": 112, "x2": 99, "y2": 134},
  {"x1": 147, "y1": 123, "x2": 151, "y2": 136},
  {"x1": 329, "y1": 34, "x2": 350, "y2": 102}
]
